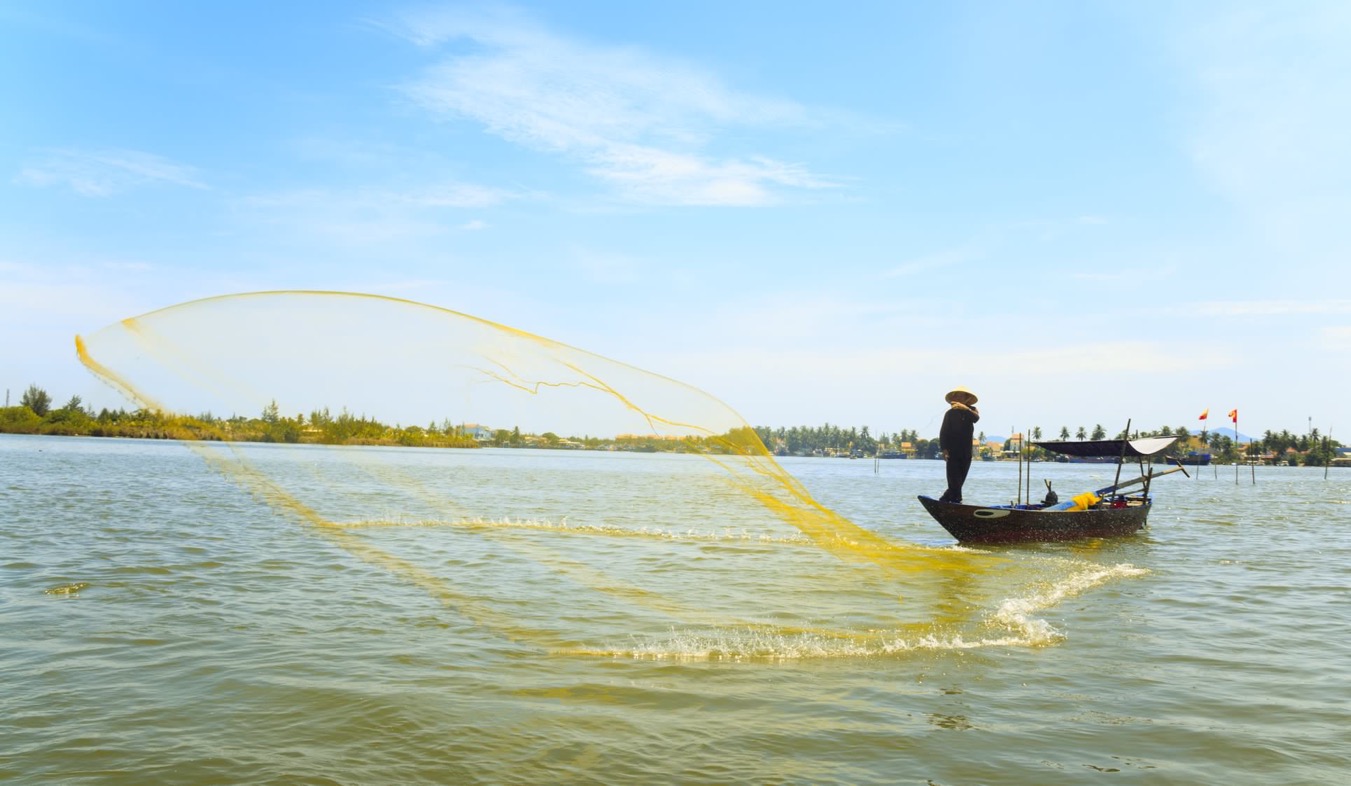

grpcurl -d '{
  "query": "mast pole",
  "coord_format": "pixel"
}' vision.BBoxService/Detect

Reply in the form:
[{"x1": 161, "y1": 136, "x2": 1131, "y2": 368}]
[
  {"x1": 1198, "y1": 409, "x2": 1207, "y2": 480},
  {"x1": 1112, "y1": 419, "x2": 1130, "y2": 492}
]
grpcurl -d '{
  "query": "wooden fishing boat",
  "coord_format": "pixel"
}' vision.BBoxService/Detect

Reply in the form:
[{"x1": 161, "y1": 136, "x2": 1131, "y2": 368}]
[{"x1": 918, "y1": 435, "x2": 1188, "y2": 544}]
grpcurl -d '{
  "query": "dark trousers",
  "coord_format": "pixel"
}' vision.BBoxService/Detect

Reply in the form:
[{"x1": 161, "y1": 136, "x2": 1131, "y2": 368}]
[{"x1": 940, "y1": 452, "x2": 973, "y2": 503}]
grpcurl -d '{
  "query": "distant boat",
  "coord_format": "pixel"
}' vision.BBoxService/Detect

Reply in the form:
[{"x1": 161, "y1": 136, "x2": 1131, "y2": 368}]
[{"x1": 918, "y1": 436, "x2": 1188, "y2": 544}]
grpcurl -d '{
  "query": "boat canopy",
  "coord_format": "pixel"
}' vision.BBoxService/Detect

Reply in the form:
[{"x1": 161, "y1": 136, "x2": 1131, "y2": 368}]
[{"x1": 1033, "y1": 436, "x2": 1178, "y2": 458}]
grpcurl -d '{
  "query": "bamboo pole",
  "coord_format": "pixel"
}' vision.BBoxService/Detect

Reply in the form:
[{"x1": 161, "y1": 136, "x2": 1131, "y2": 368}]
[
  {"x1": 1112, "y1": 419, "x2": 1130, "y2": 492},
  {"x1": 1025, "y1": 429, "x2": 1032, "y2": 505}
]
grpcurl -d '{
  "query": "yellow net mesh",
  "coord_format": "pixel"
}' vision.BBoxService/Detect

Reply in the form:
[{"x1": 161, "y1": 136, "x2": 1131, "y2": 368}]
[{"x1": 75, "y1": 290, "x2": 1125, "y2": 659}]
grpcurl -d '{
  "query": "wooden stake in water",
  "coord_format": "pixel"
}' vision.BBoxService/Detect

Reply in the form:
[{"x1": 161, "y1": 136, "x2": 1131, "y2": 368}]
[{"x1": 1326, "y1": 429, "x2": 1333, "y2": 481}]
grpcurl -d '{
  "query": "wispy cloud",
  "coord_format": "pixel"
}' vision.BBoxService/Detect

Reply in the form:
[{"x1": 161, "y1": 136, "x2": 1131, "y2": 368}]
[
  {"x1": 882, "y1": 247, "x2": 980, "y2": 278},
  {"x1": 1180, "y1": 4, "x2": 1351, "y2": 250},
  {"x1": 238, "y1": 183, "x2": 514, "y2": 242},
  {"x1": 567, "y1": 246, "x2": 644, "y2": 285},
  {"x1": 1194, "y1": 299, "x2": 1351, "y2": 317},
  {"x1": 1320, "y1": 325, "x2": 1351, "y2": 351},
  {"x1": 0, "y1": 259, "x2": 150, "y2": 329},
  {"x1": 102, "y1": 260, "x2": 154, "y2": 272},
  {"x1": 15, "y1": 148, "x2": 206, "y2": 196},
  {"x1": 1069, "y1": 269, "x2": 1135, "y2": 283},
  {"x1": 390, "y1": 5, "x2": 834, "y2": 206},
  {"x1": 585, "y1": 146, "x2": 828, "y2": 206}
]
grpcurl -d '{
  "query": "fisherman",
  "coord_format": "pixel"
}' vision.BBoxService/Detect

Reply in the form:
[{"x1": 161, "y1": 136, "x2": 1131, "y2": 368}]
[{"x1": 938, "y1": 386, "x2": 980, "y2": 504}]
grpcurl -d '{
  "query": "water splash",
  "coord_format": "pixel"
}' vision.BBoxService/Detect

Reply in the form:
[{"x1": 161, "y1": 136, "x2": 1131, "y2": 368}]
[{"x1": 76, "y1": 291, "x2": 1142, "y2": 658}]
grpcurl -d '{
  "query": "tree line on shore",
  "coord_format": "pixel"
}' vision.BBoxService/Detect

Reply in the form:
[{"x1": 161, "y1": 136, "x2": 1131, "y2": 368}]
[
  {"x1": 0, "y1": 384, "x2": 758, "y2": 454},
  {"x1": 752, "y1": 421, "x2": 1342, "y2": 467},
  {"x1": 3, "y1": 383, "x2": 1342, "y2": 465},
  {"x1": 2, "y1": 384, "x2": 479, "y2": 448}
]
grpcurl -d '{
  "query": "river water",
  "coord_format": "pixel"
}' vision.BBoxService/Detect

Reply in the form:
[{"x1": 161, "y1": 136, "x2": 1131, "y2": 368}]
[{"x1": 2, "y1": 434, "x2": 1348, "y2": 785}]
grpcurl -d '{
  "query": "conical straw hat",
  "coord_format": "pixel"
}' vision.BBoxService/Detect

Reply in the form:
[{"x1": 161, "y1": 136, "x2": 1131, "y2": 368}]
[{"x1": 945, "y1": 387, "x2": 978, "y2": 405}]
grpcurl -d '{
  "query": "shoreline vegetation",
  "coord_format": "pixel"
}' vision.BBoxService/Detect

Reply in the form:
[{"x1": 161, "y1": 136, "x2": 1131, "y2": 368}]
[{"x1": 3, "y1": 384, "x2": 1343, "y2": 466}]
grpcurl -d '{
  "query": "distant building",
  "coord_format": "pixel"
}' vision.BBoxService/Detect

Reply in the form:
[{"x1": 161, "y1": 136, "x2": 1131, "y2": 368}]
[{"x1": 460, "y1": 423, "x2": 493, "y2": 441}]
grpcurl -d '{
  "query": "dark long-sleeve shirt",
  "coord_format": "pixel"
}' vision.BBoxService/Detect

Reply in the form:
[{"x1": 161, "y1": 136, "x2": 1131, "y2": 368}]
[{"x1": 939, "y1": 405, "x2": 980, "y2": 457}]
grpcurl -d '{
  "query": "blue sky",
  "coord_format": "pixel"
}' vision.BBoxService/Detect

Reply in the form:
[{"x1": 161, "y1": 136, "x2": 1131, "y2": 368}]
[{"x1": 3, "y1": 1, "x2": 1348, "y2": 439}]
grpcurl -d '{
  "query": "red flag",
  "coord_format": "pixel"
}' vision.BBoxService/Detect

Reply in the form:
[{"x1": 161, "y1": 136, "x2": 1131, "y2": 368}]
[
  {"x1": 1228, "y1": 409, "x2": 1238, "y2": 423},
  {"x1": 1198, "y1": 409, "x2": 1209, "y2": 421}
]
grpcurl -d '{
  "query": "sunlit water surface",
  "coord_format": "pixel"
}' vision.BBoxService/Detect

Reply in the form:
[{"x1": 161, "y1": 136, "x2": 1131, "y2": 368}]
[{"x1": 3, "y1": 435, "x2": 1349, "y2": 785}]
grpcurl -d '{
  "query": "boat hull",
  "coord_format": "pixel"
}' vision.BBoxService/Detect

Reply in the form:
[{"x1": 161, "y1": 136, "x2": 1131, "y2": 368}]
[{"x1": 917, "y1": 495, "x2": 1151, "y2": 544}]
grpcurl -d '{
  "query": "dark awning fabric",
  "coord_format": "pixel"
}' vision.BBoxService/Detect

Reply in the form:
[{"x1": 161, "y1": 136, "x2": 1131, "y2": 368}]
[{"x1": 1032, "y1": 436, "x2": 1178, "y2": 458}]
